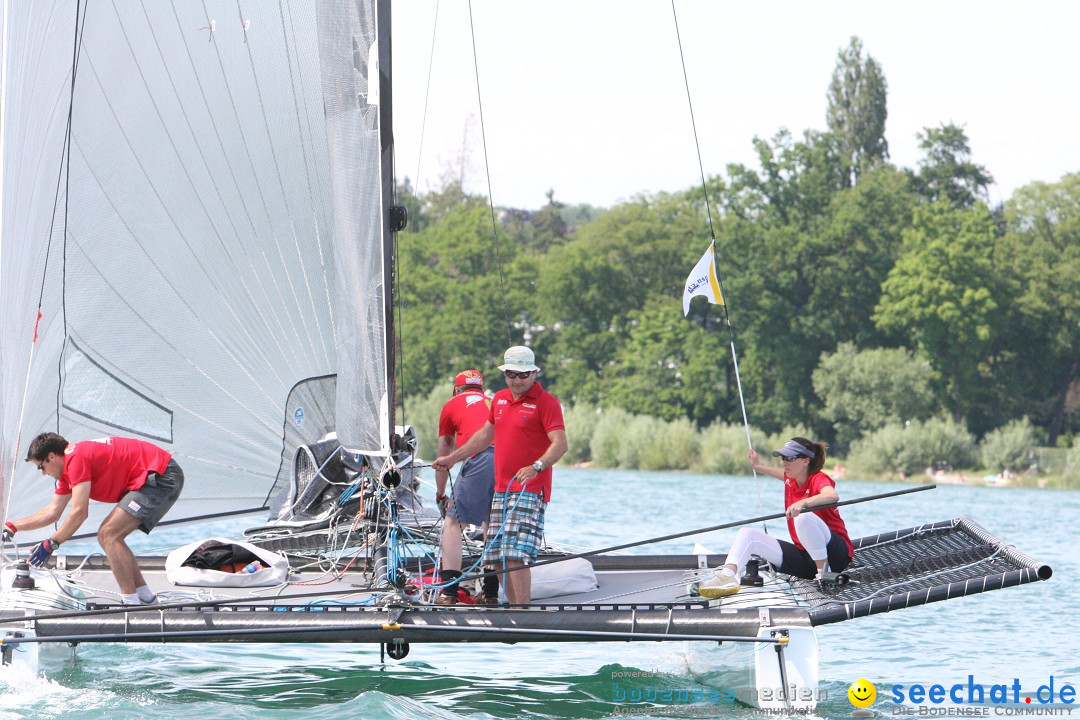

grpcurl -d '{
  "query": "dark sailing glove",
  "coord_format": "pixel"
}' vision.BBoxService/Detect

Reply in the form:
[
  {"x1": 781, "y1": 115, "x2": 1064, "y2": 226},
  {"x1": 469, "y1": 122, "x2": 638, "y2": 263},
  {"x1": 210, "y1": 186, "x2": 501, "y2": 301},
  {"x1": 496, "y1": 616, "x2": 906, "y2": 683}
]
[
  {"x1": 2, "y1": 521, "x2": 16, "y2": 543},
  {"x1": 29, "y1": 538, "x2": 59, "y2": 567},
  {"x1": 435, "y1": 494, "x2": 449, "y2": 517}
]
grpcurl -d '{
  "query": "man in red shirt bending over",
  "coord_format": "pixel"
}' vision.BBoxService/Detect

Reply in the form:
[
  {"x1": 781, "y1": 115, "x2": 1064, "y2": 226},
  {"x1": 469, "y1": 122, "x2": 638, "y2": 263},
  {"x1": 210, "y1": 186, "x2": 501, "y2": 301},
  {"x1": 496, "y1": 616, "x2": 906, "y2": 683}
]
[
  {"x1": 434, "y1": 346, "x2": 567, "y2": 606},
  {"x1": 4, "y1": 433, "x2": 184, "y2": 605}
]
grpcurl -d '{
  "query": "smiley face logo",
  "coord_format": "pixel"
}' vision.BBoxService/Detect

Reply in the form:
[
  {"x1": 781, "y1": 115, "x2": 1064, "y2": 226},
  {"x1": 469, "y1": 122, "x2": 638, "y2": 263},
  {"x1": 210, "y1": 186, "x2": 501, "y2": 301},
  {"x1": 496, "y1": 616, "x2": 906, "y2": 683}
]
[{"x1": 848, "y1": 678, "x2": 877, "y2": 708}]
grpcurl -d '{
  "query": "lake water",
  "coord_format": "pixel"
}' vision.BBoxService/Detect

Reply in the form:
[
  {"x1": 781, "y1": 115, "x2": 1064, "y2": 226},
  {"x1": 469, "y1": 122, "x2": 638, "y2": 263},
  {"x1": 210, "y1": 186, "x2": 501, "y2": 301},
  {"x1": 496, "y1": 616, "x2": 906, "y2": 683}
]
[{"x1": 2, "y1": 467, "x2": 1075, "y2": 719}]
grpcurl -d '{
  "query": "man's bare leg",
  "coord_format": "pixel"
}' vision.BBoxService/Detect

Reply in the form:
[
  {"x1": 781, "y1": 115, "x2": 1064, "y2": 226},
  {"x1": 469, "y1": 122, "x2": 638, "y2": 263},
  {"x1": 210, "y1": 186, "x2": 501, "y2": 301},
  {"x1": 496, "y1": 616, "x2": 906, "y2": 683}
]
[
  {"x1": 503, "y1": 559, "x2": 530, "y2": 606},
  {"x1": 440, "y1": 517, "x2": 463, "y2": 572},
  {"x1": 97, "y1": 508, "x2": 144, "y2": 594}
]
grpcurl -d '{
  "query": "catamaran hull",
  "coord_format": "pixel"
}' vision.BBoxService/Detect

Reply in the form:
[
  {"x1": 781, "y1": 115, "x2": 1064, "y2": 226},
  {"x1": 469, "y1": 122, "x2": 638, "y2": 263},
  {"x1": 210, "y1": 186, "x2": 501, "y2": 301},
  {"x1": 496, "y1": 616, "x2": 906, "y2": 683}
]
[
  {"x1": 0, "y1": 516, "x2": 1052, "y2": 713},
  {"x1": 0, "y1": 625, "x2": 40, "y2": 679},
  {"x1": 2, "y1": 600, "x2": 817, "y2": 709}
]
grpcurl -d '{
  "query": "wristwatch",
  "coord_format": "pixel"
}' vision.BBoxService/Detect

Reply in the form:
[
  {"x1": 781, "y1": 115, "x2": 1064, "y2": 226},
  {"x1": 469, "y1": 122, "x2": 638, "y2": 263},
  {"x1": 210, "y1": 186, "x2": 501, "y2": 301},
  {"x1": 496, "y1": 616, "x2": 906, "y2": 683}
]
[{"x1": 531, "y1": 460, "x2": 544, "y2": 473}]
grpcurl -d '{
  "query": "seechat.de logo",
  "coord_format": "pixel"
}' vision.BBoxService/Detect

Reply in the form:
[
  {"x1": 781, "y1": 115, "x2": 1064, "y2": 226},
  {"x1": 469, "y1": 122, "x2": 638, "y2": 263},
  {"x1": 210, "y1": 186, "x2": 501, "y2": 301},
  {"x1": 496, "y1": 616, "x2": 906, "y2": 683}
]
[{"x1": 848, "y1": 678, "x2": 877, "y2": 717}]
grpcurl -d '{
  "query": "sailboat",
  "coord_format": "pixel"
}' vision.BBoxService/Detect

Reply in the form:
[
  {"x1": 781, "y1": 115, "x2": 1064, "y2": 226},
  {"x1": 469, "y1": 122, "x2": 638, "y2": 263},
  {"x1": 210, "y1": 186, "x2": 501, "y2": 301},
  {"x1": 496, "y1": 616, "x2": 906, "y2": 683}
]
[{"x1": 0, "y1": 0, "x2": 1052, "y2": 712}]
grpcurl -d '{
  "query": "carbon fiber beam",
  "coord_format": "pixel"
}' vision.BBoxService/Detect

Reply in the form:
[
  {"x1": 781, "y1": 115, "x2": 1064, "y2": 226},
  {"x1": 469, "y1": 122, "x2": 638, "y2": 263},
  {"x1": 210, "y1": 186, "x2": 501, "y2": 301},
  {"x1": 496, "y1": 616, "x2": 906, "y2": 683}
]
[{"x1": 19, "y1": 606, "x2": 812, "y2": 644}]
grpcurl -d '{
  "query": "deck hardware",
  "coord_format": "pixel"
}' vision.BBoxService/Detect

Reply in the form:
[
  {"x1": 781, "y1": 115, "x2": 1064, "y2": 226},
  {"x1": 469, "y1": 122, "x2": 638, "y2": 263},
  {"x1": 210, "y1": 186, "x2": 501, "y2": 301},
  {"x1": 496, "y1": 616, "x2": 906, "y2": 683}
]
[
  {"x1": 741, "y1": 558, "x2": 764, "y2": 587},
  {"x1": 771, "y1": 629, "x2": 794, "y2": 712},
  {"x1": 386, "y1": 638, "x2": 409, "y2": 660},
  {"x1": 1, "y1": 632, "x2": 23, "y2": 665}
]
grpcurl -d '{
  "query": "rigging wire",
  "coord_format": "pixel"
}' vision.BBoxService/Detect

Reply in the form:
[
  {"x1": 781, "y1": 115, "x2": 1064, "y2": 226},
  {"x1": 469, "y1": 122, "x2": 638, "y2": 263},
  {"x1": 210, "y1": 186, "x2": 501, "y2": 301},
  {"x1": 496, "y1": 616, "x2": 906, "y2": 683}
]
[
  {"x1": 466, "y1": 0, "x2": 513, "y2": 348},
  {"x1": 53, "y1": 0, "x2": 90, "y2": 431},
  {"x1": 413, "y1": 0, "x2": 440, "y2": 191},
  {"x1": 670, "y1": 1, "x2": 716, "y2": 240},
  {"x1": 2, "y1": 0, "x2": 90, "y2": 541},
  {"x1": 391, "y1": 1, "x2": 442, "y2": 435},
  {"x1": 669, "y1": 0, "x2": 765, "y2": 523}
]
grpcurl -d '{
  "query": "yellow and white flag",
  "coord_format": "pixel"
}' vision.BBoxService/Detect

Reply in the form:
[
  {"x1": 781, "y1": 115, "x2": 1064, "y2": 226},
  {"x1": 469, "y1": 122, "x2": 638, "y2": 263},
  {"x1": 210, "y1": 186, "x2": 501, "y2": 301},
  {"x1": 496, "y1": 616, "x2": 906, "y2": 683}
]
[{"x1": 682, "y1": 243, "x2": 724, "y2": 315}]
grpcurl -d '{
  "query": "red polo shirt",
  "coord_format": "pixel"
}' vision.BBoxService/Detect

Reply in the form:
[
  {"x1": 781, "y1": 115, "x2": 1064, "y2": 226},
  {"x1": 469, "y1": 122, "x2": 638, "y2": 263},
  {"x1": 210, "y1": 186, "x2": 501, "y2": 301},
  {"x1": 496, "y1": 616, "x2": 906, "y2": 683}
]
[
  {"x1": 784, "y1": 471, "x2": 853, "y2": 557},
  {"x1": 438, "y1": 389, "x2": 492, "y2": 452},
  {"x1": 489, "y1": 381, "x2": 564, "y2": 502},
  {"x1": 55, "y1": 437, "x2": 173, "y2": 503}
]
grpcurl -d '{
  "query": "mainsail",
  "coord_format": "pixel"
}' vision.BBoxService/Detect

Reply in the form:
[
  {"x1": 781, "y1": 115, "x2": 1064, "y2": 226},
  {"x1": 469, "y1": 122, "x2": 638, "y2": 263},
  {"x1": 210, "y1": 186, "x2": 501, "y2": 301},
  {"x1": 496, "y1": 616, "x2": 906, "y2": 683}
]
[
  {"x1": 0, "y1": 0, "x2": 394, "y2": 543},
  {"x1": 318, "y1": 0, "x2": 396, "y2": 457}
]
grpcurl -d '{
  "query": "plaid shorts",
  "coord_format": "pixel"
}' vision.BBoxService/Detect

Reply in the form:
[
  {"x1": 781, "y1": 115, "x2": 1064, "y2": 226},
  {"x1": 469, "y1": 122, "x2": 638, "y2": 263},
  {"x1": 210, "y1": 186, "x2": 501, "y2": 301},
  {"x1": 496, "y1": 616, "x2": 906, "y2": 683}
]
[{"x1": 483, "y1": 491, "x2": 546, "y2": 565}]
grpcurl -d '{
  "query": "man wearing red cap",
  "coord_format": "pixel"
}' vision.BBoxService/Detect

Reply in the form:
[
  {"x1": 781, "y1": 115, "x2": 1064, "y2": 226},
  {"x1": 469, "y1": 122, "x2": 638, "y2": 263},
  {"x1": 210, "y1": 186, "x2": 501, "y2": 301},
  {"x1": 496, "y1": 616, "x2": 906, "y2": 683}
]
[{"x1": 434, "y1": 369, "x2": 497, "y2": 605}]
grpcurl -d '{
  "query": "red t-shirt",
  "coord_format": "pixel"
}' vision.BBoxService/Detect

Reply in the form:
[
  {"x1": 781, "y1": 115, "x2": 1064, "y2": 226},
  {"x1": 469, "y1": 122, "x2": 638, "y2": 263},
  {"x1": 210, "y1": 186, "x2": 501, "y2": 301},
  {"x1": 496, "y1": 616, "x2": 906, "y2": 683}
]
[
  {"x1": 489, "y1": 382, "x2": 564, "y2": 502},
  {"x1": 783, "y1": 471, "x2": 853, "y2": 557},
  {"x1": 55, "y1": 437, "x2": 173, "y2": 503},
  {"x1": 438, "y1": 389, "x2": 492, "y2": 452}
]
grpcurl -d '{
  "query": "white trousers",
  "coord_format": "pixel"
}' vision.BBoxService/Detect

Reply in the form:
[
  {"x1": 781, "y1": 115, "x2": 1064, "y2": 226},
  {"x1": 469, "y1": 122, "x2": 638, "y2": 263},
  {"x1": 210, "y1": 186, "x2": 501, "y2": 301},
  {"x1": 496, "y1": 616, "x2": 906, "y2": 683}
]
[{"x1": 725, "y1": 513, "x2": 832, "y2": 571}]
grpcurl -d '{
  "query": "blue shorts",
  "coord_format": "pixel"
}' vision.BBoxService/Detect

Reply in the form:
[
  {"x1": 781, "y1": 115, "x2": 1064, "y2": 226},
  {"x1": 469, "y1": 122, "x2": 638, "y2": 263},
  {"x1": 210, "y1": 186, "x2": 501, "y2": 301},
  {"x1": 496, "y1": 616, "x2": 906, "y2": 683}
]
[
  {"x1": 484, "y1": 491, "x2": 546, "y2": 565},
  {"x1": 447, "y1": 446, "x2": 495, "y2": 526}
]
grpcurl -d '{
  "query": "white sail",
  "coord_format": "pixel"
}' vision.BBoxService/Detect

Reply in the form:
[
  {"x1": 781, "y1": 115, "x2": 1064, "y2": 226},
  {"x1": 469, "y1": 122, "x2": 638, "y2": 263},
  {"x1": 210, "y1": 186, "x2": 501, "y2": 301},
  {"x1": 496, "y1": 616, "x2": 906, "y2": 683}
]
[
  {"x1": 316, "y1": 0, "x2": 395, "y2": 457},
  {"x1": 0, "y1": 0, "x2": 391, "y2": 542}
]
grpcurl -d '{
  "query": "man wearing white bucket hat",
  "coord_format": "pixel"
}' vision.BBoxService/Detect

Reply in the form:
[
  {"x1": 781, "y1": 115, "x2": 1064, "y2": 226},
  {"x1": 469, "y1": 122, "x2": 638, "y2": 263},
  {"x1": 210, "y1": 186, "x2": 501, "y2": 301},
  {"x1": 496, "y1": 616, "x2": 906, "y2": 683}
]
[{"x1": 434, "y1": 345, "x2": 567, "y2": 605}]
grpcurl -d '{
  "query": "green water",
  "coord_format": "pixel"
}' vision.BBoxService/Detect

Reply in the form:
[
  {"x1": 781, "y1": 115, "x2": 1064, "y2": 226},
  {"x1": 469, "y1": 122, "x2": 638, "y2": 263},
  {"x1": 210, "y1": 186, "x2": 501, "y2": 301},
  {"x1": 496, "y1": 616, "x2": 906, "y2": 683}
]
[{"x1": 3, "y1": 468, "x2": 1075, "y2": 719}]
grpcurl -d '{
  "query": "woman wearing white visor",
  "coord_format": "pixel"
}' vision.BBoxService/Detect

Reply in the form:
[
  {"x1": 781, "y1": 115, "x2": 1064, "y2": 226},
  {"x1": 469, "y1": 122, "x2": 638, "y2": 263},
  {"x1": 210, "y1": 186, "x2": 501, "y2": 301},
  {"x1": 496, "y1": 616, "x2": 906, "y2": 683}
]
[{"x1": 699, "y1": 437, "x2": 854, "y2": 598}]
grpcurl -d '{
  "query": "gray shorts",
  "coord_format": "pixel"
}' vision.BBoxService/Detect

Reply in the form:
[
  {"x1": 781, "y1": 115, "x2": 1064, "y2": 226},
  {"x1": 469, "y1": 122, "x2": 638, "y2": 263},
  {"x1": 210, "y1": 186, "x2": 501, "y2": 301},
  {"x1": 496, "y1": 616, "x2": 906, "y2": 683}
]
[
  {"x1": 447, "y1": 446, "x2": 495, "y2": 526},
  {"x1": 119, "y1": 458, "x2": 184, "y2": 534}
]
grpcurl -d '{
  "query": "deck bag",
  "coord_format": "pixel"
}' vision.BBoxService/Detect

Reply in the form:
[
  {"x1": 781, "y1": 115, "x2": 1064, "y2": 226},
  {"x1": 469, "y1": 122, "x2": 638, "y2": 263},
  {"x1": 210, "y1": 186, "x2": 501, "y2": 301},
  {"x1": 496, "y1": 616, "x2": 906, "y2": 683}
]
[
  {"x1": 529, "y1": 557, "x2": 598, "y2": 599},
  {"x1": 165, "y1": 538, "x2": 289, "y2": 588}
]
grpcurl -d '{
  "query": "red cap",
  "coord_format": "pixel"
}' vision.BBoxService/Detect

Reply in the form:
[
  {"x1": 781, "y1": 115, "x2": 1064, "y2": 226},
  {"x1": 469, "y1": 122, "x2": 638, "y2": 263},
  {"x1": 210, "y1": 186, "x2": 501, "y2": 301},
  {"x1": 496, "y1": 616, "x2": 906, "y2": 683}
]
[{"x1": 454, "y1": 369, "x2": 484, "y2": 388}]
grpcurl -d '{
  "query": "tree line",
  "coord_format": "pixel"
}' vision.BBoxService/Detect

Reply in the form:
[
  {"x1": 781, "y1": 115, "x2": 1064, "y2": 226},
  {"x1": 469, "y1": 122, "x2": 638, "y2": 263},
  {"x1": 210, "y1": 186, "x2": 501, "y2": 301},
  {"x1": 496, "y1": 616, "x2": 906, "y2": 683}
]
[{"x1": 394, "y1": 37, "x2": 1079, "y2": 464}]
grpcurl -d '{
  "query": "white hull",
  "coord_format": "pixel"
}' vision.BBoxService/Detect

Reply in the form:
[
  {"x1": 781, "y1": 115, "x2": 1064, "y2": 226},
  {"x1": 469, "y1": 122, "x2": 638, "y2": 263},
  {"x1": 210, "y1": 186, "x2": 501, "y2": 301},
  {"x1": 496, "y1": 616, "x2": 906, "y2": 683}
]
[
  {"x1": 0, "y1": 566, "x2": 87, "y2": 679},
  {"x1": 683, "y1": 568, "x2": 820, "y2": 711}
]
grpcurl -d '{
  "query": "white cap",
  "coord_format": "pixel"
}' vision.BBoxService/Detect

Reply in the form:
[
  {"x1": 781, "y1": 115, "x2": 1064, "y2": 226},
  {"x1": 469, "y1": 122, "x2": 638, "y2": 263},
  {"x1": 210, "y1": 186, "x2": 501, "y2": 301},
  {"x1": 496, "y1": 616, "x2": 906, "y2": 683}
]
[{"x1": 497, "y1": 345, "x2": 540, "y2": 372}]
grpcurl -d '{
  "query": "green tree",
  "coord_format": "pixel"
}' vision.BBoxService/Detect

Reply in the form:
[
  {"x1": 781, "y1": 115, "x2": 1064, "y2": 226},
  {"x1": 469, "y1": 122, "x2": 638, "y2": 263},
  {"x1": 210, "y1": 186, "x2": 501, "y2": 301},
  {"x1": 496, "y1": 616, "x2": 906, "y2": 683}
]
[
  {"x1": 502, "y1": 189, "x2": 571, "y2": 255},
  {"x1": 873, "y1": 201, "x2": 1002, "y2": 429},
  {"x1": 813, "y1": 342, "x2": 939, "y2": 446},
  {"x1": 998, "y1": 174, "x2": 1080, "y2": 443},
  {"x1": 533, "y1": 190, "x2": 570, "y2": 251},
  {"x1": 979, "y1": 418, "x2": 1042, "y2": 474},
  {"x1": 850, "y1": 417, "x2": 976, "y2": 475},
  {"x1": 402, "y1": 384, "x2": 447, "y2": 460},
  {"x1": 605, "y1": 296, "x2": 730, "y2": 424},
  {"x1": 816, "y1": 166, "x2": 917, "y2": 347},
  {"x1": 714, "y1": 130, "x2": 848, "y2": 433},
  {"x1": 398, "y1": 202, "x2": 524, "y2": 397},
  {"x1": 533, "y1": 193, "x2": 706, "y2": 405},
  {"x1": 723, "y1": 129, "x2": 847, "y2": 225},
  {"x1": 715, "y1": 139, "x2": 913, "y2": 432},
  {"x1": 912, "y1": 124, "x2": 993, "y2": 208},
  {"x1": 826, "y1": 36, "x2": 889, "y2": 187}
]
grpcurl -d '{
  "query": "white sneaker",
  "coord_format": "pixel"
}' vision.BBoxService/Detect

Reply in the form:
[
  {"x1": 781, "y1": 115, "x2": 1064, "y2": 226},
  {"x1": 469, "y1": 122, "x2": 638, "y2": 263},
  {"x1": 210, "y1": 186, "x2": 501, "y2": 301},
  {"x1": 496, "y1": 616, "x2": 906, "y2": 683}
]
[{"x1": 698, "y1": 573, "x2": 740, "y2": 598}]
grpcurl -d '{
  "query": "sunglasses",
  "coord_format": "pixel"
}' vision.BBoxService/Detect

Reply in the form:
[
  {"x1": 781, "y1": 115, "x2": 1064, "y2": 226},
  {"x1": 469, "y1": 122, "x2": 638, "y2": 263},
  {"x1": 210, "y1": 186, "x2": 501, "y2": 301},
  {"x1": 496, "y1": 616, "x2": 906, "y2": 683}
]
[
  {"x1": 779, "y1": 455, "x2": 806, "y2": 462},
  {"x1": 503, "y1": 370, "x2": 534, "y2": 379}
]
